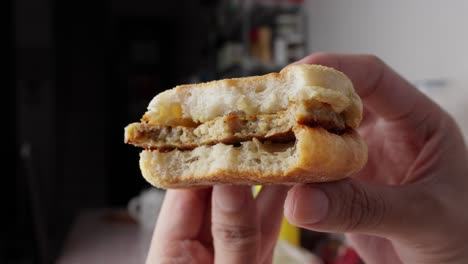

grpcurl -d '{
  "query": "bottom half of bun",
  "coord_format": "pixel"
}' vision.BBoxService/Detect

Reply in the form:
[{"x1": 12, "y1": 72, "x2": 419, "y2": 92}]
[{"x1": 138, "y1": 125, "x2": 367, "y2": 189}]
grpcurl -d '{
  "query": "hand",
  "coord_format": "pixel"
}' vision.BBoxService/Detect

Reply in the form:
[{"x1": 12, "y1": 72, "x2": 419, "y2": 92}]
[
  {"x1": 146, "y1": 186, "x2": 287, "y2": 264},
  {"x1": 284, "y1": 53, "x2": 468, "y2": 264}
]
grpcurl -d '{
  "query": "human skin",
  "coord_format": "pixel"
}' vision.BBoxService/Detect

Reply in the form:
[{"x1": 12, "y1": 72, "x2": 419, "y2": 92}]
[
  {"x1": 146, "y1": 53, "x2": 468, "y2": 264},
  {"x1": 146, "y1": 185, "x2": 288, "y2": 264},
  {"x1": 284, "y1": 53, "x2": 468, "y2": 264}
]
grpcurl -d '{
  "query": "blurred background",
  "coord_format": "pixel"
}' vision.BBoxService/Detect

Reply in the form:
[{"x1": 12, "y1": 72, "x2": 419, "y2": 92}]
[{"x1": 11, "y1": 0, "x2": 468, "y2": 263}]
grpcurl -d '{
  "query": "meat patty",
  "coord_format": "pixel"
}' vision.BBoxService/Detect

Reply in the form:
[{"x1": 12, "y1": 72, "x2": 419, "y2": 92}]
[{"x1": 125, "y1": 102, "x2": 346, "y2": 151}]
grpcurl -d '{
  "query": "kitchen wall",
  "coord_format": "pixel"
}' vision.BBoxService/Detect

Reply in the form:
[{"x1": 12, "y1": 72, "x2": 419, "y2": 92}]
[{"x1": 305, "y1": 0, "x2": 468, "y2": 141}]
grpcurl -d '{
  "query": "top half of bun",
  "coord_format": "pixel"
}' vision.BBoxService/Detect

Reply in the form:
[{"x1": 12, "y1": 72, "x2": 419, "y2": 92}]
[{"x1": 142, "y1": 64, "x2": 362, "y2": 129}]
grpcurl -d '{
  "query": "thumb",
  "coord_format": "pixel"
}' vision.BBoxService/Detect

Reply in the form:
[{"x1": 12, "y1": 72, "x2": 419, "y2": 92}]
[{"x1": 284, "y1": 179, "x2": 438, "y2": 237}]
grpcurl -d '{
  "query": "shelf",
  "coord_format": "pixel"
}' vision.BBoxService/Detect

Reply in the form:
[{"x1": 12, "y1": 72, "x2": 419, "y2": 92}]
[
  {"x1": 242, "y1": 60, "x2": 284, "y2": 74},
  {"x1": 210, "y1": 0, "x2": 308, "y2": 80},
  {"x1": 217, "y1": 59, "x2": 284, "y2": 79}
]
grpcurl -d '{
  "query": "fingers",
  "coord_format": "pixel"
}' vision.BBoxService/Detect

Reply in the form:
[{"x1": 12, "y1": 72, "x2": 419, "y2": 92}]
[
  {"x1": 150, "y1": 186, "x2": 287, "y2": 264},
  {"x1": 295, "y1": 53, "x2": 444, "y2": 134},
  {"x1": 154, "y1": 188, "x2": 211, "y2": 240},
  {"x1": 284, "y1": 180, "x2": 440, "y2": 238},
  {"x1": 212, "y1": 186, "x2": 260, "y2": 264},
  {"x1": 147, "y1": 188, "x2": 212, "y2": 262},
  {"x1": 255, "y1": 186, "x2": 289, "y2": 263}
]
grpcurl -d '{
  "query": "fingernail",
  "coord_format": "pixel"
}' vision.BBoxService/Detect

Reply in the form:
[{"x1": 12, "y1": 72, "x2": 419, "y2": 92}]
[
  {"x1": 289, "y1": 186, "x2": 329, "y2": 224},
  {"x1": 213, "y1": 186, "x2": 247, "y2": 212}
]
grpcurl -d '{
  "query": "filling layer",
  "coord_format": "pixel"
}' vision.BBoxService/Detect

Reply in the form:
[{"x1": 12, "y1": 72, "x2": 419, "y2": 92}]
[{"x1": 125, "y1": 103, "x2": 346, "y2": 151}]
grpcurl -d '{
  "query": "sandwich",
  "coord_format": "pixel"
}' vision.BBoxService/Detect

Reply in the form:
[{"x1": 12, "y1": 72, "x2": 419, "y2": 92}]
[{"x1": 124, "y1": 64, "x2": 367, "y2": 188}]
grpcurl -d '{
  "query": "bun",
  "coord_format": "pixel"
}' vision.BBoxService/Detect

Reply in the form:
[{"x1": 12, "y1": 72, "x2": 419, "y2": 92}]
[
  {"x1": 139, "y1": 126, "x2": 367, "y2": 188},
  {"x1": 124, "y1": 64, "x2": 367, "y2": 189},
  {"x1": 144, "y1": 64, "x2": 362, "y2": 128}
]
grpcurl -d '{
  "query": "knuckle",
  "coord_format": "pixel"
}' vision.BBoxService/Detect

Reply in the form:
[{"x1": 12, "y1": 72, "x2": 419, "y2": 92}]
[
  {"x1": 364, "y1": 54, "x2": 384, "y2": 67},
  {"x1": 212, "y1": 223, "x2": 259, "y2": 252},
  {"x1": 308, "y1": 52, "x2": 329, "y2": 60},
  {"x1": 339, "y1": 182, "x2": 387, "y2": 232},
  {"x1": 302, "y1": 54, "x2": 316, "y2": 61},
  {"x1": 358, "y1": 54, "x2": 386, "y2": 99},
  {"x1": 160, "y1": 240, "x2": 208, "y2": 264},
  {"x1": 301, "y1": 52, "x2": 332, "y2": 64}
]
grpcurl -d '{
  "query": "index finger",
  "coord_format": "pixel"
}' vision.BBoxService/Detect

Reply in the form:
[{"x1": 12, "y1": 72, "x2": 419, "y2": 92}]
[
  {"x1": 212, "y1": 186, "x2": 260, "y2": 264},
  {"x1": 294, "y1": 53, "x2": 443, "y2": 129},
  {"x1": 147, "y1": 188, "x2": 211, "y2": 260}
]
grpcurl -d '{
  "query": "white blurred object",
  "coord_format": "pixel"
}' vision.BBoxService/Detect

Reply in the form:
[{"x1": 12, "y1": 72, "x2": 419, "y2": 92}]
[
  {"x1": 274, "y1": 37, "x2": 288, "y2": 66},
  {"x1": 217, "y1": 42, "x2": 243, "y2": 71},
  {"x1": 128, "y1": 188, "x2": 165, "y2": 231},
  {"x1": 414, "y1": 79, "x2": 468, "y2": 144},
  {"x1": 127, "y1": 188, "x2": 165, "y2": 262},
  {"x1": 273, "y1": 240, "x2": 323, "y2": 264}
]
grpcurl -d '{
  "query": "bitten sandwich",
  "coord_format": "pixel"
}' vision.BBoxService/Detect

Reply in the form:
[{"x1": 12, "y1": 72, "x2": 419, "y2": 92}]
[{"x1": 124, "y1": 64, "x2": 367, "y2": 188}]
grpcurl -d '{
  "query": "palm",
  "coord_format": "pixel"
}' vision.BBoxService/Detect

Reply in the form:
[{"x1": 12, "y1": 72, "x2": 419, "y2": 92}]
[
  {"x1": 347, "y1": 108, "x2": 436, "y2": 264},
  {"x1": 290, "y1": 53, "x2": 468, "y2": 264},
  {"x1": 354, "y1": 108, "x2": 426, "y2": 185}
]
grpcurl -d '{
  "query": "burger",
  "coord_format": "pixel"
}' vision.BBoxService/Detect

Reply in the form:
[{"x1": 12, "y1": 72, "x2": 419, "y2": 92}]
[{"x1": 124, "y1": 64, "x2": 367, "y2": 188}]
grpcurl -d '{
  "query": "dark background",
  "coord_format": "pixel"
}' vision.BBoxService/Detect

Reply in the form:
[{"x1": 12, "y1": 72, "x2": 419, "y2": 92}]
[
  {"x1": 12, "y1": 1, "x2": 220, "y2": 263},
  {"x1": 11, "y1": 1, "x2": 311, "y2": 263}
]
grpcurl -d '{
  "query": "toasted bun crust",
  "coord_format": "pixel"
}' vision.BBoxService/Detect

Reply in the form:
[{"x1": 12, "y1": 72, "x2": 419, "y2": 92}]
[
  {"x1": 138, "y1": 126, "x2": 367, "y2": 188},
  {"x1": 143, "y1": 64, "x2": 362, "y2": 128},
  {"x1": 126, "y1": 64, "x2": 367, "y2": 188}
]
